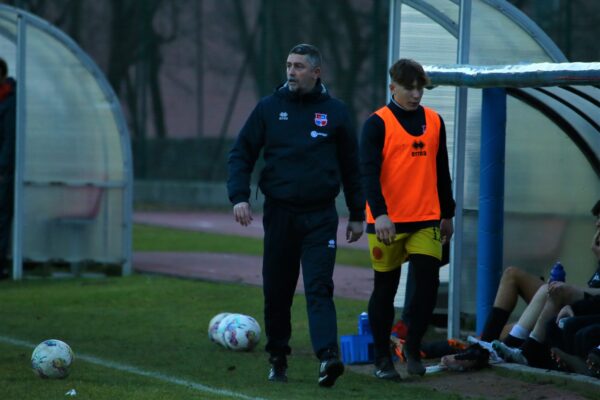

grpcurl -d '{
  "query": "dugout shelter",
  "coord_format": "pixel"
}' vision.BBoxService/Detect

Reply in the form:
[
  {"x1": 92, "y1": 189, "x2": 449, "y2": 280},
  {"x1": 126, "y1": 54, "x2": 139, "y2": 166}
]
[
  {"x1": 0, "y1": 5, "x2": 133, "y2": 279},
  {"x1": 388, "y1": 0, "x2": 600, "y2": 336}
]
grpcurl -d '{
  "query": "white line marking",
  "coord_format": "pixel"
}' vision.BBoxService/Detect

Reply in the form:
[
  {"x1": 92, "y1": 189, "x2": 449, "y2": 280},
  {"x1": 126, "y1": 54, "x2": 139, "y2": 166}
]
[{"x1": 0, "y1": 335, "x2": 267, "y2": 400}]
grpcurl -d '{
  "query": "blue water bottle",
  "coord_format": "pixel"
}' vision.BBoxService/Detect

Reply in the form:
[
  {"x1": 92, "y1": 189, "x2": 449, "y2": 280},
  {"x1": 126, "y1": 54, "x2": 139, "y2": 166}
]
[
  {"x1": 549, "y1": 261, "x2": 566, "y2": 283},
  {"x1": 358, "y1": 312, "x2": 371, "y2": 335}
]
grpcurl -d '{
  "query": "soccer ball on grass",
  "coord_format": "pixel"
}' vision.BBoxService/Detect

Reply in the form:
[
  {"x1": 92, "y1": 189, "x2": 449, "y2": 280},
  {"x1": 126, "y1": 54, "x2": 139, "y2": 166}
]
[
  {"x1": 208, "y1": 312, "x2": 231, "y2": 343},
  {"x1": 31, "y1": 339, "x2": 74, "y2": 379},
  {"x1": 210, "y1": 313, "x2": 261, "y2": 351}
]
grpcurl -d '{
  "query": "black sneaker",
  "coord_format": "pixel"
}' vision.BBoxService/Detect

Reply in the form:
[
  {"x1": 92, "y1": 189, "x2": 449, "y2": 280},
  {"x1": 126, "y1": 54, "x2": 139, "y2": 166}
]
[
  {"x1": 374, "y1": 357, "x2": 401, "y2": 381},
  {"x1": 441, "y1": 343, "x2": 490, "y2": 371},
  {"x1": 267, "y1": 356, "x2": 287, "y2": 383},
  {"x1": 587, "y1": 347, "x2": 600, "y2": 378},
  {"x1": 318, "y1": 357, "x2": 344, "y2": 387}
]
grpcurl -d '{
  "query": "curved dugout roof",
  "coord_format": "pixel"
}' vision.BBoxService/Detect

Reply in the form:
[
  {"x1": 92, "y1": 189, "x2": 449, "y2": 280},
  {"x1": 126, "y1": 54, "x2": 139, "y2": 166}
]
[
  {"x1": 507, "y1": 85, "x2": 600, "y2": 176},
  {"x1": 0, "y1": 5, "x2": 133, "y2": 278},
  {"x1": 389, "y1": 0, "x2": 600, "y2": 315}
]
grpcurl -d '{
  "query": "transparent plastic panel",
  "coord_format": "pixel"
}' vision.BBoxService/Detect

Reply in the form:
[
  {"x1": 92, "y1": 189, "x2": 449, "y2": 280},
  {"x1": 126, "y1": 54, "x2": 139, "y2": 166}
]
[
  {"x1": 0, "y1": 11, "x2": 17, "y2": 70},
  {"x1": 23, "y1": 185, "x2": 124, "y2": 263},
  {"x1": 504, "y1": 96, "x2": 600, "y2": 282},
  {"x1": 23, "y1": 25, "x2": 123, "y2": 184},
  {"x1": 470, "y1": 0, "x2": 556, "y2": 64},
  {"x1": 20, "y1": 20, "x2": 126, "y2": 265},
  {"x1": 399, "y1": 4, "x2": 458, "y2": 167},
  {"x1": 422, "y1": 0, "x2": 459, "y2": 24},
  {"x1": 395, "y1": 1, "x2": 588, "y2": 315},
  {"x1": 400, "y1": 5, "x2": 457, "y2": 65}
]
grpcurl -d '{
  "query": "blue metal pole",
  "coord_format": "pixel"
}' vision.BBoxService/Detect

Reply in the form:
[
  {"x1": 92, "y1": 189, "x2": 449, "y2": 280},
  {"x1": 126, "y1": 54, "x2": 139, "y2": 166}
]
[{"x1": 476, "y1": 88, "x2": 506, "y2": 334}]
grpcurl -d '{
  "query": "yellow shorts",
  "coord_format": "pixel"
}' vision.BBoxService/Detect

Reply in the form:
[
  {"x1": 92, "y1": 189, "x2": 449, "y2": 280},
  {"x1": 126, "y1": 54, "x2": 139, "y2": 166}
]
[{"x1": 368, "y1": 227, "x2": 442, "y2": 272}]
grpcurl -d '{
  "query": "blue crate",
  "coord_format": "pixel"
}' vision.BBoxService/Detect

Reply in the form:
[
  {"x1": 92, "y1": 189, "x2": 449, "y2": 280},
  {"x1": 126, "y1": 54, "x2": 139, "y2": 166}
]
[{"x1": 340, "y1": 334, "x2": 374, "y2": 364}]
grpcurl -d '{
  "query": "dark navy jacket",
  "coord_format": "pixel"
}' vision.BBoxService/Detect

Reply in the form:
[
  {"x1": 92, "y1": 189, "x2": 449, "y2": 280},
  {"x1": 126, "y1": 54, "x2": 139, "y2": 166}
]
[{"x1": 227, "y1": 80, "x2": 364, "y2": 221}]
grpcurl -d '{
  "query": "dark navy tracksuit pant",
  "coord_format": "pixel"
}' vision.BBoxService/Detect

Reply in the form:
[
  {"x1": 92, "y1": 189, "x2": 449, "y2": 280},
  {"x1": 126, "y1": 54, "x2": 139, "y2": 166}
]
[{"x1": 262, "y1": 200, "x2": 339, "y2": 360}]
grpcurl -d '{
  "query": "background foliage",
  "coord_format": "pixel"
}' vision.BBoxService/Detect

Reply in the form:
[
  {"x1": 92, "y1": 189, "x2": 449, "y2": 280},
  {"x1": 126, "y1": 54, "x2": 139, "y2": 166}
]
[{"x1": 4, "y1": 0, "x2": 599, "y2": 183}]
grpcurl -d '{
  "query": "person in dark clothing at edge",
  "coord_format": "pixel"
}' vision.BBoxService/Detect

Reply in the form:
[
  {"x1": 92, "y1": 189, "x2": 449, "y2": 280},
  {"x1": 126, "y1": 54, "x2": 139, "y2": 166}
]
[
  {"x1": 227, "y1": 44, "x2": 364, "y2": 387},
  {"x1": 0, "y1": 57, "x2": 16, "y2": 280},
  {"x1": 360, "y1": 59, "x2": 455, "y2": 380}
]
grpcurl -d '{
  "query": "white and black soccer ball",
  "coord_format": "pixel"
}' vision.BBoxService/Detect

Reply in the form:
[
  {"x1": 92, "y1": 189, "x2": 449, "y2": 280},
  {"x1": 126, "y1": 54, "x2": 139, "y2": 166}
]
[
  {"x1": 216, "y1": 313, "x2": 261, "y2": 351},
  {"x1": 208, "y1": 312, "x2": 231, "y2": 343},
  {"x1": 31, "y1": 339, "x2": 74, "y2": 379}
]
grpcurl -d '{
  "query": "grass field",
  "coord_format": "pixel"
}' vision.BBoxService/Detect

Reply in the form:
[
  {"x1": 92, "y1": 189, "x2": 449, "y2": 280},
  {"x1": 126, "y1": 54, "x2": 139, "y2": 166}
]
[
  {"x1": 133, "y1": 224, "x2": 372, "y2": 267},
  {"x1": 0, "y1": 275, "x2": 461, "y2": 400},
  {"x1": 1, "y1": 224, "x2": 596, "y2": 399}
]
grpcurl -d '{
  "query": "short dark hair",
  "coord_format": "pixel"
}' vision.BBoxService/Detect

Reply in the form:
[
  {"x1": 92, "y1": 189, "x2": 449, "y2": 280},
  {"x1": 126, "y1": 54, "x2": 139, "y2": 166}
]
[
  {"x1": 288, "y1": 43, "x2": 322, "y2": 68},
  {"x1": 592, "y1": 199, "x2": 600, "y2": 217},
  {"x1": 389, "y1": 59, "x2": 430, "y2": 88},
  {"x1": 0, "y1": 58, "x2": 7, "y2": 80}
]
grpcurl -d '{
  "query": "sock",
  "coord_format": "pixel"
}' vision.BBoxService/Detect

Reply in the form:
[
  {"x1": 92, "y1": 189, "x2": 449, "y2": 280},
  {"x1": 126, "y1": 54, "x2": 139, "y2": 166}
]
[
  {"x1": 480, "y1": 307, "x2": 511, "y2": 342},
  {"x1": 503, "y1": 335, "x2": 525, "y2": 348},
  {"x1": 508, "y1": 324, "x2": 529, "y2": 339},
  {"x1": 521, "y1": 337, "x2": 551, "y2": 369}
]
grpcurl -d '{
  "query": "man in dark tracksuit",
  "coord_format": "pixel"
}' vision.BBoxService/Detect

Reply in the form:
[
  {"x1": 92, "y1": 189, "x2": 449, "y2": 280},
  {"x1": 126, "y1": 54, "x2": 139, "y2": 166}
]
[
  {"x1": 360, "y1": 59, "x2": 455, "y2": 380},
  {"x1": 227, "y1": 44, "x2": 364, "y2": 387},
  {"x1": 0, "y1": 58, "x2": 16, "y2": 280}
]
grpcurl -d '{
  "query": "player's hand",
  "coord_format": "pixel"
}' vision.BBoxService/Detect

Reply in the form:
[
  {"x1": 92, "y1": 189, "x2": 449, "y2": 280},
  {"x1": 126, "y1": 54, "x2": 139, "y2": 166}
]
[
  {"x1": 440, "y1": 218, "x2": 454, "y2": 245},
  {"x1": 374, "y1": 214, "x2": 395, "y2": 245},
  {"x1": 346, "y1": 221, "x2": 364, "y2": 243},
  {"x1": 555, "y1": 305, "x2": 574, "y2": 323},
  {"x1": 233, "y1": 202, "x2": 253, "y2": 227}
]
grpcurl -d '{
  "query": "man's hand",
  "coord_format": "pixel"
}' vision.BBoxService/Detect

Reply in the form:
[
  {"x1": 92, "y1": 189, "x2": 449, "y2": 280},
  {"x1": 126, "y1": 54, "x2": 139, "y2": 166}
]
[
  {"x1": 233, "y1": 202, "x2": 253, "y2": 227},
  {"x1": 346, "y1": 221, "x2": 363, "y2": 243},
  {"x1": 440, "y1": 218, "x2": 454, "y2": 245},
  {"x1": 374, "y1": 214, "x2": 395, "y2": 245},
  {"x1": 556, "y1": 304, "x2": 574, "y2": 323}
]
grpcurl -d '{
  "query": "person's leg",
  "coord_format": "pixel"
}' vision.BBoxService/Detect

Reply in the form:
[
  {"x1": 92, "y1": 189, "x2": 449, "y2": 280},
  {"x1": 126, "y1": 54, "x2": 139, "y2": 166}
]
[
  {"x1": 480, "y1": 267, "x2": 543, "y2": 341},
  {"x1": 299, "y1": 205, "x2": 339, "y2": 358},
  {"x1": 502, "y1": 283, "x2": 549, "y2": 347},
  {"x1": 545, "y1": 317, "x2": 567, "y2": 352},
  {"x1": 368, "y1": 269, "x2": 401, "y2": 362},
  {"x1": 403, "y1": 254, "x2": 440, "y2": 375},
  {"x1": 299, "y1": 205, "x2": 345, "y2": 387},
  {"x1": 528, "y1": 284, "x2": 586, "y2": 344},
  {"x1": 500, "y1": 287, "x2": 590, "y2": 368},
  {"x1": 262, "y1": 202, "x2": 301, "y2": 381},
  {"x1": 573, "y1": 321, "x2": 600, "y2": 358},
  {"x1": 561, "y1": 316, "x2": 600, "y2": 355},
  {"x1": 366, "y1": 232, "x2": 406, "y2": 380},
  {"x1": 402, "y1": 227, "x2": 443, "y2": 376}
]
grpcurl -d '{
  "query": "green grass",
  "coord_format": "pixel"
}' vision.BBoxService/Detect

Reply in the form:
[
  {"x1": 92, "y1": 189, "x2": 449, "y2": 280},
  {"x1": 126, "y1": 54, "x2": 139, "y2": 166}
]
[
  {"x1": 2, "y1": 224, "x2": 592, "y2": 399},
  {"x1": 133, "y1": 224, "x2": 372, "y2": 267},
  {"x1": 0, "y1": 275, "x2": 457, "y2": 400}
]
